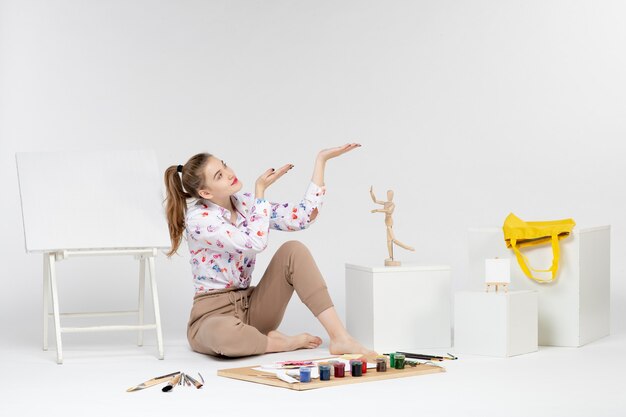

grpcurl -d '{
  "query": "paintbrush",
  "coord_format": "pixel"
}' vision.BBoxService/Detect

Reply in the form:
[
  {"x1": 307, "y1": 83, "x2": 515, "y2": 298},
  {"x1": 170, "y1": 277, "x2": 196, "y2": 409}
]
[
  {"x1": 247, "y1": 370, "x2": 299, "y2": 384},
  {"x1": 126, "y1": 371, "x2": 181, "y2": 392},
  {"x1": 184, "y1": 373, "x2": 204, "y2": 389},
  {"x1": 393, "y1": 352, "x2": 458, "y2": 361},
  {"x1": 162, "y1": 373, "x2": 182, "y2": 392}
]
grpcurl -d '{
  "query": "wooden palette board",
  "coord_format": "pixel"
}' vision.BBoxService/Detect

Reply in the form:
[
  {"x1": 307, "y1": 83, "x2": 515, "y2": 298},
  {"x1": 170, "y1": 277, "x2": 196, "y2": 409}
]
[{"x1": 218, "y1": 358, "x2": 446, "y2": 391}]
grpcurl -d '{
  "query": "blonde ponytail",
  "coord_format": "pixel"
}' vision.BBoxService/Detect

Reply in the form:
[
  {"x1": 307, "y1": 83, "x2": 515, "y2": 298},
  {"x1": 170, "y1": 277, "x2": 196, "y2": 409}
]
[{"x1": 163, "y1": 153, "x2": 212, "y2": 257}]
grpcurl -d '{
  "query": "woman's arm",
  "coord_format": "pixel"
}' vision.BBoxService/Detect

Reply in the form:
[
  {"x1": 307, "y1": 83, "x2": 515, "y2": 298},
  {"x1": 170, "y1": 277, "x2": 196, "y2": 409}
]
[
  {"x1": 311, "y1": 157, "x2": 326, "y2": 188},
  {"x1": 312, "y1": 143, "x2": 361, "y2": 219},
  {"x1": 269, "y1": 182, "x2": 325, "y2": 231},
  {"x1": 269, "y1": 143, "x2": 362, "y2": 230},
  {"x1": 309, "y1": 157, "x2": 326, "y2": 221}
]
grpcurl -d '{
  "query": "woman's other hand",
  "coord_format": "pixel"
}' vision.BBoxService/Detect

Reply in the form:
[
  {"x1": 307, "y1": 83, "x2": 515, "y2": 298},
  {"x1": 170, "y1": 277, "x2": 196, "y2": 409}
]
[{"x1": 255, "y1": 164, "x2": 293, "y2": 199}]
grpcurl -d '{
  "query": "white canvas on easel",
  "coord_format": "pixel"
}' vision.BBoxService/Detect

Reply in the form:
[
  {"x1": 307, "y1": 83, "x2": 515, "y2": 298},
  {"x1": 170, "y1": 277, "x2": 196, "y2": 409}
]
[{"x1": 16, "y1": 150, "x2": 171, "y2": 364}]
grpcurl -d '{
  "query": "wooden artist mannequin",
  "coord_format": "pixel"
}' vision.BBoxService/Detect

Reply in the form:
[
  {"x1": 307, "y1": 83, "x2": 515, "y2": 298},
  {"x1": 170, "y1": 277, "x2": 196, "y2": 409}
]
[{"x1": 370, "y1": 186, "x2": 415, "y2": 266}]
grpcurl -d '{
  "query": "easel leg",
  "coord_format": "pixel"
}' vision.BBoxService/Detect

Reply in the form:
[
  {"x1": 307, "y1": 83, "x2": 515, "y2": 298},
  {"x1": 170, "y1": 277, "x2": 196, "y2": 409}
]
[
  {"x1": 43, "y1": 254, "x2": 49, "y2": 351},
  {"x1": 137, "y1": 257, "x2": 146, "y2": 347},
  {"x1": 148, "y1": 255, "x2": 164, "y2": 360},
  {"x1": 48, "y1": 253, "x2": 63, "y2": 364}
]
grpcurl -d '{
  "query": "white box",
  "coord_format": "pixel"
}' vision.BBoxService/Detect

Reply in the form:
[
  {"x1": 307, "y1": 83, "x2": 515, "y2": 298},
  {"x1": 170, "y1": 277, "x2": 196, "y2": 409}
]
[
  {"x1": 454, "y1": 291, "x2": 538, "y2": 357},
  {"x1": 345, "y1": 263, "x2": 451, "y2": 352},
  {"x1": 468, "y1": 226, "x2": 610, "y2": 347}
]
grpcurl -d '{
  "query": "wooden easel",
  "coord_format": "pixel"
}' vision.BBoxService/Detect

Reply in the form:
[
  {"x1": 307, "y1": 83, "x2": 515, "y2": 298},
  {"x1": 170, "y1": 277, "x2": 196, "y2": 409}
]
[
  {"x1": 484, "y1": 258, "x2": 510, "y2": 294},
  {"x1": 485, "y1": 282, "x2": 509, "y2": 293},
  {"x1": 17, "y1": 150, "x2": 171, "y2": 364},
  {"x1": 42, "y1": 248, "x2": 164, "y2": 364}
]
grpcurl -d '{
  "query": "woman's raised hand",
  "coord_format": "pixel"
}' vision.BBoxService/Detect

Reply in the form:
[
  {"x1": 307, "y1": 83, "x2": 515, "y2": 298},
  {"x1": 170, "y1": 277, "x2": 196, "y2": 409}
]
[
  {"x1": 255, "y1": 163, "x2": 294, "y2": 199},
  {"x1": 317, "y1": 143, "x2": 361, "y2": 163}
]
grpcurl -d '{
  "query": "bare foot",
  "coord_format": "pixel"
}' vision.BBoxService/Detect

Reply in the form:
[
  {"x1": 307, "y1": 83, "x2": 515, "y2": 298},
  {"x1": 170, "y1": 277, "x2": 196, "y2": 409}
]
[
  {"x1": 266, "y1": 330, "x2": 322, "y2": 353},
  {"x1": 329, "y1": 334, "x2": 376, "y2": 359}
]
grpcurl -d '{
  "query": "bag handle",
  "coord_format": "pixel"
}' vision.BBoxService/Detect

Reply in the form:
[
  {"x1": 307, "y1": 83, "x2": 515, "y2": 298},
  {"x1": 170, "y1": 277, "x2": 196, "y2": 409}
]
[{"x1": 510, "y1": 233, "x2": 560, "y2": 283}]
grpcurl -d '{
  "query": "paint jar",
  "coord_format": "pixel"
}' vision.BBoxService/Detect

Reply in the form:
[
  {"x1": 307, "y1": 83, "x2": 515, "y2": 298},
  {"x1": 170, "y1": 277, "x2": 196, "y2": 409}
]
[
  {"x1": 299, "y1": 367, "x2": 311, "y2": 383},
  {"x1": 327, "y1": 361, "x2": 335, "y2": 376},
  {"x1": 350, "y1": 360, "x2": 363, "y2": 377},
  {"x1": 376, "y1": 358, "x2": 387, "y2": 372},
  {"x1": 333, "y1": 362, "x2": 345, "y2": 378},
  {"x1": 394, "y1": 354, "x2": 406, "y2": 369},
  {"x1": 317, "y1": 361, "x2": 329, "y2": 374},
  {"x1": 319, "y1": 365, "x2": 331, "y2": 381},
  {"x1": 389, "y1": 353, "x2": 396, "y2": 368},
  {"x1": 361, "y1": 358, "x2": 367, "y2": 374}
]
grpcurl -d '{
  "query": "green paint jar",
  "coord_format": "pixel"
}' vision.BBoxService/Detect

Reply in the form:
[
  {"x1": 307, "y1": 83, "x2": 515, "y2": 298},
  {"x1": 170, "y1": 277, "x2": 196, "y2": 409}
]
[{"x1": 394, "y1": 354, "x2": 405, "y2": 369}]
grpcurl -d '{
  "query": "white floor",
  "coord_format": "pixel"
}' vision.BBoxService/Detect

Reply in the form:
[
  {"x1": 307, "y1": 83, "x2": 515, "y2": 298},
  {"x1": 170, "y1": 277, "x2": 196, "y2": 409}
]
[{"x1": 2, "y1": 333, "x2": 625, "y2": 417}]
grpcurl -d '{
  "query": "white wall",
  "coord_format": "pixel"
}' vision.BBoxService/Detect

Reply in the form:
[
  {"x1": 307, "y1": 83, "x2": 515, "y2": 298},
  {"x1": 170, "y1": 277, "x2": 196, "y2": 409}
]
[{"x1": 1, "y1": 0, "x2": 625, "y2": 349}]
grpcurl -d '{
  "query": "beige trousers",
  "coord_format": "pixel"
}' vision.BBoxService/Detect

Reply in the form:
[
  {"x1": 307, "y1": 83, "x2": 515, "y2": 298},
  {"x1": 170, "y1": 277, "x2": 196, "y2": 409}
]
[{"x1": 187, "y1": 240, "x2": 334, "y2": 357}]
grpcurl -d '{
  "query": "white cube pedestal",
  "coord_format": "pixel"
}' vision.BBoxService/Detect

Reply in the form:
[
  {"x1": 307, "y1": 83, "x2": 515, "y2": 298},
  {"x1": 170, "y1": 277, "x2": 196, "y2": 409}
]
[
  {"x1": 468, "y1": 226, "x2": 610, "y2": 347},
  {"x1": 454, "y1": 291, "x2": 538, "y2": 357},
  {"x1": 345, "y1": 264, "x2": 451, "y2": 352}
]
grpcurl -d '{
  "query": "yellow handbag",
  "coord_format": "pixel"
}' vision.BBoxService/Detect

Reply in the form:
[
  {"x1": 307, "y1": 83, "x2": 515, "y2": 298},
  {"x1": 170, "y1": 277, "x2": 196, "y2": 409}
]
[{"x1": 502, "y1": 213, "x2": 576, "y2": 283}]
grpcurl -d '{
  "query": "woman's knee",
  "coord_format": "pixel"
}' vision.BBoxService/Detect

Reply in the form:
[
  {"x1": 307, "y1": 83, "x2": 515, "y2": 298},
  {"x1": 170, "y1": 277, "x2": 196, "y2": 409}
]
[
  {"x1": 188, "y1": 316, "x2": 238, "y2": 356},
  {"x1": 279, "y1": 240, "x2": 311, "y2": 257}
]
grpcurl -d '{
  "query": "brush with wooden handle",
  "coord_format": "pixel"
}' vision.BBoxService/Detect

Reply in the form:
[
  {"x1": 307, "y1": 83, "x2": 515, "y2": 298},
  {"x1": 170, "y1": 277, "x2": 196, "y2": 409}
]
[
  {"x1": 126, "y1": 371, "x2": 181, "y2": 392},
  {"x1": 183, "y1": 373, "x2": 204, "y2": 389},
  {"x1": 161, "y1": 373, "x2": 182, "y2": 392}
]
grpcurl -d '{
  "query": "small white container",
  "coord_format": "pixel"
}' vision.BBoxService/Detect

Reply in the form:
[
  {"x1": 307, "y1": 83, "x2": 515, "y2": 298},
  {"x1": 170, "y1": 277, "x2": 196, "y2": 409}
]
[{"x1": 454, "y1": 290, "x2": 538, "y2": 357}]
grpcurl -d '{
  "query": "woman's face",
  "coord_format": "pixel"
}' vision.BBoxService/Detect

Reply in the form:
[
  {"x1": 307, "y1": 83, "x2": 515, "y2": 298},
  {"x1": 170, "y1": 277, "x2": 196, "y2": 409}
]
[{"x1": 198, "y1": 156, "x2": 243, "y2": 201}]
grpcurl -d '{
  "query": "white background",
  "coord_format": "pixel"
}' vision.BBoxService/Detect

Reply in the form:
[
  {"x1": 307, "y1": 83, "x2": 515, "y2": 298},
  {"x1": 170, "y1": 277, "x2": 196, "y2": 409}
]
[{"x1": 1, "y1": 0, "x2": 625, "y2": 351}]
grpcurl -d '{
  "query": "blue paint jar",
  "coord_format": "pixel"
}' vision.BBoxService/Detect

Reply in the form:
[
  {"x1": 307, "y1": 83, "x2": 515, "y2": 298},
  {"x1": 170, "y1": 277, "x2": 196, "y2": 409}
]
[
  {"x1": 299, "y1": 367, "x2": 311, "y2": 383},
  {"x1": 319, "y1": 364, "x2": 331, "y2": 381}
]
